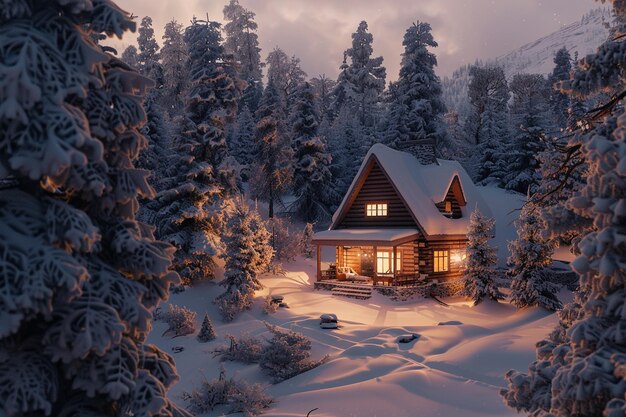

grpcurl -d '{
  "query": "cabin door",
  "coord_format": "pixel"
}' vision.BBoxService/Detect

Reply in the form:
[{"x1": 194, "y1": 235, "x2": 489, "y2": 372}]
[{"x1": 360, "y1": 247, "x2": 375, "y2": 277}]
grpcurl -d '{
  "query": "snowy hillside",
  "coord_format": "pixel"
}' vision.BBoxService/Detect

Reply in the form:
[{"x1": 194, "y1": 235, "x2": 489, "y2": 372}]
[{"x1": 442, "y1": 7, "x2": 611, "y2": 113}]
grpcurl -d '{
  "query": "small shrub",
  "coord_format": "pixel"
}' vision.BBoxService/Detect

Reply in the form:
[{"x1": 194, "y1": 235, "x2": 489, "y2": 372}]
[
  {"x1": 197, "y1": 313, "x2": 217, "y2": 342},
  {"x1": 216, "y1": 290, "x2": 253, "y2": 322},
  {"x1": 263, "y1": 295, "x2": 278, "y2": 315},
  {"x1": 182, "y1": 366, "x2": 273, "y2": 416},
  {"x1": 260, "y1": 323, "x2": 328, "y2": 382},
  {"x1": 213, "y1": 333, "x2": 264, "y2": 364},
  {"x1": 300, "y1": 223, "x2": 315, "y2": 258},
  {"x1": 160, "y1": 304, "x2": 197, "y2": 337},
  {"x1": 266, "y1": 217, "x2": 300, "y2": 262}
]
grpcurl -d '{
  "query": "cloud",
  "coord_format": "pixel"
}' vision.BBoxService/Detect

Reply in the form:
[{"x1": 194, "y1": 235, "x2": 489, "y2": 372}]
[{"x1": 110, "y1": 0, "x2": 597, "y2": 80}]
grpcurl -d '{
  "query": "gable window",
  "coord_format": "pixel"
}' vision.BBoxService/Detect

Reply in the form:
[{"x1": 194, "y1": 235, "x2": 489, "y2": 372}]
[
  {"x1": 433, "y1": 250, "x2": 449, "y2": 273},
  {"x1": 366, "y1": 203, "x2": 387, "y2": 217},
  {"x1": 444, "y1": 200, "x2": 452, "y2": 214}
]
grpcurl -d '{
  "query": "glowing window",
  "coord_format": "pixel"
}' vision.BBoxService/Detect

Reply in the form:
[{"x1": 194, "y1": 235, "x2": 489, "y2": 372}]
[
  {"x1": 376, "y1": 250, "x2": 401, "y2": 274},
  {"x1": 444, "y1": 200, "x2": 452, "y2": 213},
  {"x1": 433, "y1": 250, "x2": 449, "y2": 272},
  {"x1": 366, "y1": 203, "x2": 388, "y2": 217}
]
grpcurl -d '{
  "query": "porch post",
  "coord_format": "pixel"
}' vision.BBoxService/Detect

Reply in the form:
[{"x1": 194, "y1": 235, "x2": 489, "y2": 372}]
[
  {"x1": 316, "y1": 244, "x2": 321, "y2": 281},
  {"x1": 373, "y1": 245, "x2": 377, "y2": 285},
  {"x1": 393, "y1": 245, "x2": 397, "y2": 285}
]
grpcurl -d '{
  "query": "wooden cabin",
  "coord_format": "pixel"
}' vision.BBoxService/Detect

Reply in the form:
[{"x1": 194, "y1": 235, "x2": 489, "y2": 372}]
[{"x1": 312, "y1": 144, "x2": 492, "y2": 286}]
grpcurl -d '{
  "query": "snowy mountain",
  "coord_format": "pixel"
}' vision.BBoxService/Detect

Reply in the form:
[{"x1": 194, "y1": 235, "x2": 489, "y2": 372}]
[{"x1": 442, "y1": 7, "x2": 611, "y2": 114}]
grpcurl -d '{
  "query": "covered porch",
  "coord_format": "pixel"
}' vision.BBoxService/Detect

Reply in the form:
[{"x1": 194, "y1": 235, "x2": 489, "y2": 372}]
[{"x1": 312, "y1": 228, "x2": 427, "y2": 287}]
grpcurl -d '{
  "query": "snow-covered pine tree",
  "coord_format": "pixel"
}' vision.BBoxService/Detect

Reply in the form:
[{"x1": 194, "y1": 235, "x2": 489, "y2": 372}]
[
  {"x1": 301, "y1": 223, "x2": 315, "y2": 258},
  {"x1": 289, "y1": 82, "x2": 337, "y2": 222},
  {"x1": 548, "y1": 47, "x2": 574, "y2": 130},
  {"x1": 223, "y1": 0, "x2": 264, "y2": 113},
  {"x1": 385, "y1": 21, "x2": 446, "y2": 163},
  {"x1": 465, "y1": 64, "x2": 510, "y2": 184},
  {"x1": 197, "y1": 313, "x2": 217, "y2": 342},
  {"x1": 121, "y1": 44, "x2": 139, "y2": 68},
  {"x1": 461, "y1": 208, "x2": 503, "y2": 304},
  {"x1": 266, "y1": 47, "x2": 307, "y2": 112},
  {"x1": 0, "y1": 3, "x2": 187, "y2": 416},
  {"x1": 328, "y1": 105, "x2": 363, "y2": 196},
  {"x1": 310, "y1": 74, "x2": 336, "y2": 123},
  {"x1": 508, "y1": 202, "x2": 561, "y2": 311},
  {"x1": 160, "y1": 19, "x2": 188, "y2": 116},
  {"x1": 328, "y1": 51, "x2": 351, "y2": 121},
  {"x1": 343, "y1": 21, "x2": 386, "y2": 129},
  {"x1": 229, "y1": 104, "x2": 256, "y2": 177},
  {"x1": 502, "y1": 2, "x2": 626, "y2": 415},
  {"x1": 216, "y1": 199, "x2": 273, "y2": 322},
  {"x1": 150, "y1": 17, "x2": 245, "y2": 285},
  {"x1": 137, "y1": 16, "x2": 163, "y2": 86},
  {"x1": 502, "y1": 73, "x2": 551, "y2": 194},
  {"x1": 135, "y1": 92, "x2": 171, "y2": 191},
  {"x1": 253, "y1": 80, "x2": 293, "y2": 218}
]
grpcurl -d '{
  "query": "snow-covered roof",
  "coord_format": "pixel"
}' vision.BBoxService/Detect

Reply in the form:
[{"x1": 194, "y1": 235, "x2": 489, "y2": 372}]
[
  {"x1": 330, "y1": 144, "x2": 493, "y2": 238},
  {"x1": 312, "y1": 228, "x2": 420, "y2": 244}
]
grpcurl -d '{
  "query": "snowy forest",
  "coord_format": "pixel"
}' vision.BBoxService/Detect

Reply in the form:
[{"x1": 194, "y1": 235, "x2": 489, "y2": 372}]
[{"x1": 0, "y1": 0, "x2": 625, "y2": 416}]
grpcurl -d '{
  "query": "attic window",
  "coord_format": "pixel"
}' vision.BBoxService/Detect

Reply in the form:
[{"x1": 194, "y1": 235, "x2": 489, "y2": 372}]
[
  {"x1": 444, "y1": 201, "x2": 452, "y2": 214},
  {"x1": 366, "y1": 203, "x2": 387, "y2": 217}
]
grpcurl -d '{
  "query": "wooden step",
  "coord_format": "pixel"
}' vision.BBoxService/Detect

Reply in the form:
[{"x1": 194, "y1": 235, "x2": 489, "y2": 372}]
[{"x1": 331, "y1": 286, "x2": 372, "y2": 300}]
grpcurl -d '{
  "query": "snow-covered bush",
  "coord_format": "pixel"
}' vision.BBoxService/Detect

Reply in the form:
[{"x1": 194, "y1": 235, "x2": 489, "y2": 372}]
[
  {"x1": 213, "y1": 334, "x2": 264, "y2": 364},
  {"x1": 182, "y1": 366, "x2": 273, "y2": 416},
  {"x1": 260, "y1": 323, "x2": 328, "y2": 382},
  {"x1": 0, "y1": 3, "x2": 186, "y2": 416},
  {"x1": 267, "y1": 217, "x2": 300, "y2": 262},
  {"x1": 461, "y1": 208, "x2": 503, "y2": 304},
  {"x1": 160, "y1": 304, "x2": 197, "y2": 337},
  {"x1": 508, "y1": 202, "x2": 561, "y2": 311},
  {"x1": 216, "y1": 200, "x2": 273, "y2": 321},
  {"x1": 263, "y1": 295, "x2": 278, "y2": 315},
  {"x1": 197, "y1": 313, "x2": 217, "y2": 342}
]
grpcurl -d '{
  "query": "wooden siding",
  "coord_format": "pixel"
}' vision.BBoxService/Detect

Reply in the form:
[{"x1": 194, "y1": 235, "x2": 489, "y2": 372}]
[
  {"x1": 336, "y1": 161, "x2": 416, "y2": 229},
  {"x1": 434, "y1": 176, "x2": 464, "y2": 219},
  {"x1": 417, "y1": 238, "x2": 468, "y2": 281}
]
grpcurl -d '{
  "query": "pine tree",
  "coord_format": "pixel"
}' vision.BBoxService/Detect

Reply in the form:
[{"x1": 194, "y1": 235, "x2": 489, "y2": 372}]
[
  {"x1": 150, "y1": 18, "x2": 245, "y2": 285},
  {"x1": 216, "y1": 200, "x2": 273, "y2": 322},
  {"x1": 289, "y1": 82, "x2": 337, "y2": 222},
  {"x1": 502, "y1": 3, "x2": 626, "y2": 415},
  {"x1": 253, "y1": 80, "x2": 293, "y2": 219},
  {"x1": 137, "y1": 16, "x2": 162, "y2": 84},
  {"x1": 342, "y1": 21, "x2": 386, "y2": 128},
  {"x1": 466, "y1": 65, "x2": 509, "y2": 184},
  {"x1": 121, "y1": 44, "x2": 139, "y2": 68},
  {"x1": 197, "y1": 313, "x2": 217, "y2": 342},
  {"x1": 508, "y1": 202, "x2": 561, "y2": 311},
  {"x1": 0, "y1": 3, "x2": 187, "y2": 416},
  {"x1": 229, "y1": 104, "x2": 256, "y2": 173},
  {"x1": 462, "y1": 208, "x2": 503, "y2": 304},
  {"x1": 135, "y1": 92, "x2": 171, "y2": 191},
  {"x1": 548, "y1": 47, "x2": 573, "y2": 130},
  {"x1": 223, "y1": 0, "x2": 264, "y2": 113},
  {"x1": 386, "y1": 21, "x2": 446, "y2": 163},
  {"x1": 160, "y1": 19, "x2": 188, "y2": 116},
  {"x1": 266, "y1": 47, "x2": 307, "y2": 111},
  {"x1": 301, "y1": 223, "x2": 315, "y2": 258},
  {"x1": 310, "y1": 74, "x2": 336, "y2": 122},
  {"x1": 502, "y1": 73, "x2": 551, "y2": 193}
]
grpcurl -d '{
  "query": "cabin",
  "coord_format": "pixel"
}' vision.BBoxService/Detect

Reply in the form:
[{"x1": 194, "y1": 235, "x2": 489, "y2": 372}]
[{"x1": 312, "y1": 143, "x2": 492, "y2": 286}]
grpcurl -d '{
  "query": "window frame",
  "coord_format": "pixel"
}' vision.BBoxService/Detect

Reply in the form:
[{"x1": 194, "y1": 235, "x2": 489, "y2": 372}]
[
  {"x1": 365, "y1": 202, "x2": 388, "y2": 217},
  {"x1": 433, "y1": 250, "x2": 450, "y2": 273}
]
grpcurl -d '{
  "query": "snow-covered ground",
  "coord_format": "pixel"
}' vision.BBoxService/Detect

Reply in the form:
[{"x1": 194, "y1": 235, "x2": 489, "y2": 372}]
[
  {"x1": 149, "y1": 185, "x2": 572, "y2": 416},
  {"x1": 150, "y1": 257, "x2": 566, "y2": 417}
]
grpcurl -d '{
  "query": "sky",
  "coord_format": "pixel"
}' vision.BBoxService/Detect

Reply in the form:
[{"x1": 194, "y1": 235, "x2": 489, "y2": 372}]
[{"x1": 111, "y1": 0, "x2": 599, "y2": 80}]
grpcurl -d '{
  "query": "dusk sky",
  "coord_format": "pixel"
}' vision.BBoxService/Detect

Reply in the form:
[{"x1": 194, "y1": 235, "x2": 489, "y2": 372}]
[{"x1": 112, "y1": 0, "x2": 599, "y2": 79}]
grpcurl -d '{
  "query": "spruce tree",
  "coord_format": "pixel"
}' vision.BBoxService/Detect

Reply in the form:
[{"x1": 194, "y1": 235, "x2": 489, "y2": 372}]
[
  {"x1": 508, "y1": 202, "x2": 561, "y2": 311},
  {"x1": 386, "y1": 21, "x2": 446, "y2": 163},
  {"x1": 266, "y1": 47, "x2": 307, "y2": 111},
  {"x1": 0, "y1": 3, "x2": 186, "y2": 416},
  {"x1": 462, "y1": 209, "x2": 503, "y2": 304},
  {"x1": 150, "y1": 18, "x2": 245, "y2": 285},
  {"x1": 121, "y1": 44, "x2": 139, "y2": 68},
  {"x1": 137, "y1": 16, "x2": 162, "y2": 84},
  {"x1": 466, "y1": 65, "x2": 509, "y2": 184},
  {"x1": 253, "y1": 80, "x2": 293, "y2": 219},
  {"x1": 216, "y1": 200, "x2": 273, "y2": 322},
  {"x1": 289, "y1": 82, "x2": 337, "y2": 222},
  {"x1": 548, "y1": 47, "x2": 573, "y2": 130},
  {"x1": 310, "y1": 74, "x2": 336, "y2": 122},
  {"x1": 502, "y1": 73, "x2": 551, "y2": 193},
  {"x1": 135, "y1": 92, "x2": 171, "y2": 191},
  {"x1": 229, "y1": 104, "x2": 256, "y2": 173},
  {"x1": 223, "y1": 0, "x2": 264, "y2": 113},
  {"x1": 502, "y1": 2, "x2": 626, "y2": 415},
  {"x1": 160, "y1": 19, "x2": 188, "y2": 116},
  {"x1": 197, "y1": 313, "x2": 217, "y2": 342}
]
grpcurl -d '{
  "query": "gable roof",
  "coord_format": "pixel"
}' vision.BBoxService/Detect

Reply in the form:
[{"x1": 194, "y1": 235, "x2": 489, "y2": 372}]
[{"x1": 330, "y1": 143, "x2": 493, "y2": 238}]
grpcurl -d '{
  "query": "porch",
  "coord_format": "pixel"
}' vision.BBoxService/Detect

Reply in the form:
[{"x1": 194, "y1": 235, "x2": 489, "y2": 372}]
[{"x1": 312, "y1": 228, "x2": 427, "y2": 287}]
